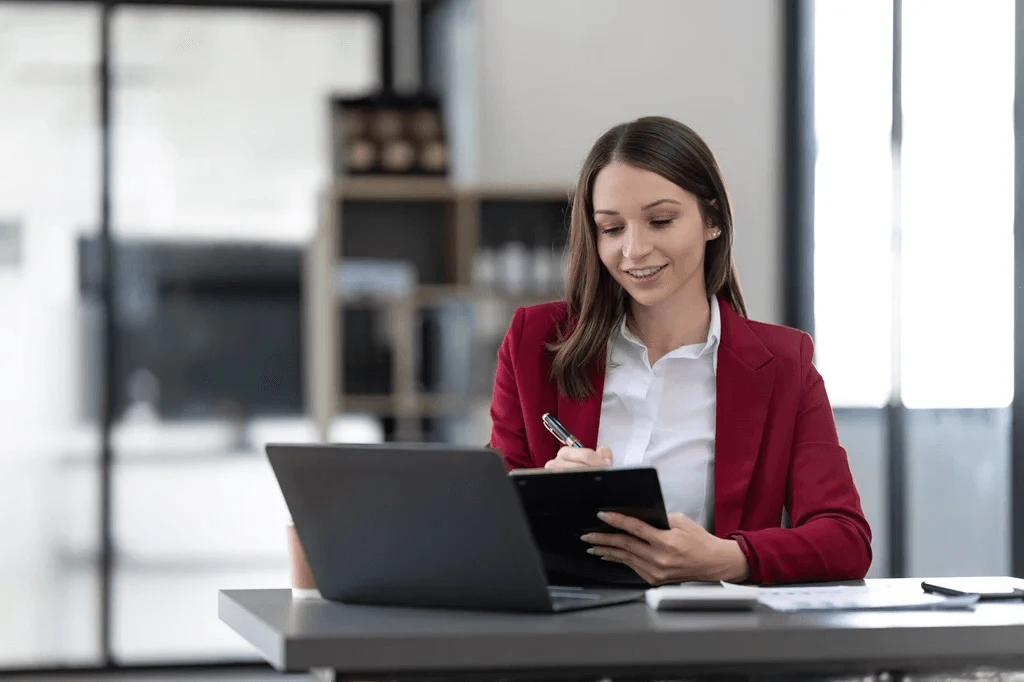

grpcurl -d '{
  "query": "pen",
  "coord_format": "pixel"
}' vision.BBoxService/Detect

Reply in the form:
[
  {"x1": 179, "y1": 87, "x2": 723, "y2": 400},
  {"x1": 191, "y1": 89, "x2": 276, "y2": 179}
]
[{"x1": 541, "y1": 412, "x2": 584, "y2": 448}]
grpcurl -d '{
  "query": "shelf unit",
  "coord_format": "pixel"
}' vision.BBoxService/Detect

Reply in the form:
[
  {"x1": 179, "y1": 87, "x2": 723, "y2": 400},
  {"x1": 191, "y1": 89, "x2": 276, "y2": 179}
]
[{"x1": 306, "y1": 176, "x2": 571, "y2": 441}]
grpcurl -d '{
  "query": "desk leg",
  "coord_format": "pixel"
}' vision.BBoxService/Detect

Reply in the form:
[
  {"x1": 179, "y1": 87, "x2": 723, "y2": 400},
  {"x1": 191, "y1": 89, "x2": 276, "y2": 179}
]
[{"x1": 309, "y1": 667, "x2": 336, "y2": 682}]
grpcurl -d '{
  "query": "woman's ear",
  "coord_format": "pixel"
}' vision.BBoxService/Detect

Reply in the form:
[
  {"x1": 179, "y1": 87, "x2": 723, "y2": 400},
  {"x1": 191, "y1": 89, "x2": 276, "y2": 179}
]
[{"x1": 706, "y1": 225, "x2": 722, "y2": 241}]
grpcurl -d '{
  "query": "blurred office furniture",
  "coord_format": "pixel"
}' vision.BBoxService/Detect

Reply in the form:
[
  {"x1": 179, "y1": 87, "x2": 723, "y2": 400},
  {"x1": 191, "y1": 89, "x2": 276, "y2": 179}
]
[
  {"x1": 78, "y1": 238, "x2": 305, "y2": 423},
  {"x1": 305, "y1": 176, "x2": 570, "y2": 444}
]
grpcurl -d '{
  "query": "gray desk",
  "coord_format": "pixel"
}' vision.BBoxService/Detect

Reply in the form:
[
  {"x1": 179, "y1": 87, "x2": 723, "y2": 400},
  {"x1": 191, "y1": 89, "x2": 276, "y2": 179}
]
[{"x1": 219, "y1": 579, "x2": 1024, "y2": 680}]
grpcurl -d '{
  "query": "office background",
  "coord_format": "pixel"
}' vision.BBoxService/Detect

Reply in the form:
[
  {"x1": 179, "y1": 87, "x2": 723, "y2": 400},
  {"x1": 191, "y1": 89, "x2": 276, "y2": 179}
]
[{"x1": 0, "y1": 0, "x2": 1018, "y2": 675}]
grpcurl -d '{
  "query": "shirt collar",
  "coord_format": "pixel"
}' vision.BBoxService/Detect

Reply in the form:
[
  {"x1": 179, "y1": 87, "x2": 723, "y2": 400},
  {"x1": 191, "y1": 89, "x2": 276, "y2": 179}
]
[{"x1": 618, "y1": 296, "x2": 721, "y2": 367}]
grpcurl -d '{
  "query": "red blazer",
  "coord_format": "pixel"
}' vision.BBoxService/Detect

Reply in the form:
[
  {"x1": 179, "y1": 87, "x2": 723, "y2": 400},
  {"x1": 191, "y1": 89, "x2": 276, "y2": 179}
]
[{"x1": 488, "y1": 297, "x2": 872, "y2": 585}]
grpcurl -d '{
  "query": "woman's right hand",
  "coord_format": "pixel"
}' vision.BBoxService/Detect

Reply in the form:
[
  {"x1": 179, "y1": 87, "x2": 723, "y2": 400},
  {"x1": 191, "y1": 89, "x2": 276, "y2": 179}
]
[{"x1": 543, "y1": 445, "x2": 613, "y2": 471}]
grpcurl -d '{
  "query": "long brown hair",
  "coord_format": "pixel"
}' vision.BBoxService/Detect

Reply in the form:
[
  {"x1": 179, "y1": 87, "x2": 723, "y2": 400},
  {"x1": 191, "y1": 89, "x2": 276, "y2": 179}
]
[{"x1": 550, "y1": 116, "x2": 747, "y2": 400}]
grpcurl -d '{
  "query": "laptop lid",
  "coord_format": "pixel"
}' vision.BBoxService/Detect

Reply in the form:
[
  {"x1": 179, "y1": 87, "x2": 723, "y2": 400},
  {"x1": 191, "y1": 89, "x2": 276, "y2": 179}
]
[{"x1": 266, "y1": 442, "x2": 555, "y2": 612}]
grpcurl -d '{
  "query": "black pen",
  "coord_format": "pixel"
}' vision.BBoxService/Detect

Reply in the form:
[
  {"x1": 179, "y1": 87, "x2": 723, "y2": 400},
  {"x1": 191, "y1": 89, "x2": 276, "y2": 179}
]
[{"x1": 541, "y1": 412, "x2": 584, "y2": 449}]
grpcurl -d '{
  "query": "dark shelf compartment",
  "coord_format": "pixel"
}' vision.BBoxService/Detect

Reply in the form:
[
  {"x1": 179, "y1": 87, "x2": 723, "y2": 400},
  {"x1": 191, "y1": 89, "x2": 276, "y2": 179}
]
[
  {"x1": 340, "y1": 200, "x2": 455, "y2": 285},
  {"x1": 479, "y1": 198, "x2": 570, "y2": 250}
]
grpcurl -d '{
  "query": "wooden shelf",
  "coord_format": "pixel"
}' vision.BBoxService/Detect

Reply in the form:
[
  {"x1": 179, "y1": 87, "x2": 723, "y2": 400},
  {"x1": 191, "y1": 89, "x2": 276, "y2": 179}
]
[
  {"x1": 338, "y1": 284, "x2": 561, "y2": 307},
  {"x1": 332, "y1": 176, "x2": 456, "y2": 201},
  {"x1": 331, "y1": 177, "x2": 571, "y2": 203},
  {"x1": 466, "y1": 184, "x2": 573, "y2": 201},
  {"x1": 344, "y1": 394, "x2": 491, "y2": 416},
  {"x1": 307, "y1": 176, "x2": 572, "y2": 441}
]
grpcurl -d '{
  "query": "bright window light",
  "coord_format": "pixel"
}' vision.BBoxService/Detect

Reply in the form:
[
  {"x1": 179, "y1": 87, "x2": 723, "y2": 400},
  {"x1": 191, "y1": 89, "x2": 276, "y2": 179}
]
[
  {"x1": 813, "y1": 0, "x2": 894, "y2": 408},
  {"x1": 899, "y1": 0, "x2": 1015, "y2": 409}
]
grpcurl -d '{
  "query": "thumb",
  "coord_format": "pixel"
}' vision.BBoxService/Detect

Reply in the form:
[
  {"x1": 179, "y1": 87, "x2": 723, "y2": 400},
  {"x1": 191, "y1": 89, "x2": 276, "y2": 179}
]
[
  {"x1": 595, "y1": 445, "x2": 613, "y2": 465},
  {"x1": 668, "y1": 512, "x2": 693, "y2": 529}
]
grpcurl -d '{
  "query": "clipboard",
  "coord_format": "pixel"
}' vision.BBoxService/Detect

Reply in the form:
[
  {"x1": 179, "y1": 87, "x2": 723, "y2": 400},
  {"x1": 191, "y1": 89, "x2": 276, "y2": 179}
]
[{"x1": 510, "y1": 466, "x2": 668, "y2": 585}]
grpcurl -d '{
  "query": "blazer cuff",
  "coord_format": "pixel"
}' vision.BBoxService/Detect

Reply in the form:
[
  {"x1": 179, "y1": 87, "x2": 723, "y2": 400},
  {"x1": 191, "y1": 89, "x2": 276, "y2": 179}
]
[{"x1": 727, "y1": 532, "x2": 762, "y2": 585}]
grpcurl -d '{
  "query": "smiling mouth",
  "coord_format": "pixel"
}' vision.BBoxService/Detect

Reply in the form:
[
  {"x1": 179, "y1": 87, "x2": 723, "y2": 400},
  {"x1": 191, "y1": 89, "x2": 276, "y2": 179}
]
[{"x1": 625, "y1": 265, "x2": 666, "y2": 280}]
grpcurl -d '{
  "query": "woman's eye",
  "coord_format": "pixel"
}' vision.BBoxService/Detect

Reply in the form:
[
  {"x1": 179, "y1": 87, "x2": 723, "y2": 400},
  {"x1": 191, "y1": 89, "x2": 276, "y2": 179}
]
[
  {"x1": 600, "y1": 226, "x2": 624, "y2": 235},
  {"x1": 651, "y1": 219, "x2": 674, "y2": 228}
]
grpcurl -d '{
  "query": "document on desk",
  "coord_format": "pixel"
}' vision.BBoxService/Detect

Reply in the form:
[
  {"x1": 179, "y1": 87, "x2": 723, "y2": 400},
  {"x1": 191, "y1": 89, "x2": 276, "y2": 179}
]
[{"x1": 756, "y1": 585, "x2": 980, "y2": 613}]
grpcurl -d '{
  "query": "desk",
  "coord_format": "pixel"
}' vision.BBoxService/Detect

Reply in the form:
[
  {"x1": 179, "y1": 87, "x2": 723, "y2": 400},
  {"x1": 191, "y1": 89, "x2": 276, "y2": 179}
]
[{"x1": 219, "y1": 579, "x2": 1024, "y2": 680}]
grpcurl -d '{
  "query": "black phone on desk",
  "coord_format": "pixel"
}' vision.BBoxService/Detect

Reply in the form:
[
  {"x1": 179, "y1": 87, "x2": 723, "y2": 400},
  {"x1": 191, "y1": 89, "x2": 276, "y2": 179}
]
[
  {"x1": 510, "y1": 466, "x2": 668, "y2": 586},
  {"x1": 921, "y1": 577, "x2": 1024, "y2": 601}
]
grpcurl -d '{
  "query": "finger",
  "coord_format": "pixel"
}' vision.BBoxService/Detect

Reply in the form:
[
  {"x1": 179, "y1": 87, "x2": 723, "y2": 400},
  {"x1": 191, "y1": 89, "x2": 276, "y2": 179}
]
[
  {"x1": 668, "y1": 512, "x2": 698, "y2": 530},
  {"x1": 588, "y1": 546, "x2": 660, "y2": 585},
  {"x1": 597, "y1": 511, "x2": 662, "y2": 543},
  {"x1": 557, "y1": 447, "x2": 608, "y2": 468},
  {"x1": 544, "y1": 457, "x2": 590, "y2": 471},
  {"x1": 595, "y1": 445, "x2": 614, "y2": 466},
  {"x1": 581, "y1": 531, "x2": 656, "y2": 562}
]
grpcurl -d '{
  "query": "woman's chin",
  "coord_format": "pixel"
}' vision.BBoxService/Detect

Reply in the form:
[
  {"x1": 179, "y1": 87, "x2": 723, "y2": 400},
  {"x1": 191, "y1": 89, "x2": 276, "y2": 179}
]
[{"x1": 624, "y1": 285, "x2": 671, "y2": 308}]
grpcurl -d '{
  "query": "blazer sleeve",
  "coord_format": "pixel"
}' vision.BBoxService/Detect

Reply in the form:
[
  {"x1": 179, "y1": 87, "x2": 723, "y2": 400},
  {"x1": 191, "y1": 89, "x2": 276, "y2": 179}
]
[
  {"x1": 729, "y1": 333, "x2": 873, "y2": 584},
  {"x1": 488, "y1": 307, "x2": 532, "y2": 471}
]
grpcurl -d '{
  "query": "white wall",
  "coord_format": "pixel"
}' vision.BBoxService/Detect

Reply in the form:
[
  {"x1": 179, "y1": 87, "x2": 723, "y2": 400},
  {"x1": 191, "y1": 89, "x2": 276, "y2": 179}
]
[{"x1": 469, "y1": 0, "x2": 783, "y2": 323}]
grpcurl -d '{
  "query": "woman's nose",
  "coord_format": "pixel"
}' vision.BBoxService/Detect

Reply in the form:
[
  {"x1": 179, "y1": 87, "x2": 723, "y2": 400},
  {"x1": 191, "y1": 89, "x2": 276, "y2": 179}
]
[{"x1": 622, "y1": 226, "x2": 653, "y2": 261}]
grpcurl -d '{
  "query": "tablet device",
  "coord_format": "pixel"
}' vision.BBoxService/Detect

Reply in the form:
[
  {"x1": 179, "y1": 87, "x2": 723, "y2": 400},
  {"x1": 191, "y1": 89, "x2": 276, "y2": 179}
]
[
  {"x1": 510, "y1": 466, "x2": 668, "y2": 585},
  {"x1": 921, "y1": 577, "x2": 1024, "y2": 601}
]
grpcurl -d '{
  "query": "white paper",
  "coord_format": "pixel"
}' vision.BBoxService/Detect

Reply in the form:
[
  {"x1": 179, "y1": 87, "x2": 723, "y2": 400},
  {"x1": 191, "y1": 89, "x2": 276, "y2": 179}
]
[{"x1": 756, "y1": 585, "x2": 978, "y2": 612}]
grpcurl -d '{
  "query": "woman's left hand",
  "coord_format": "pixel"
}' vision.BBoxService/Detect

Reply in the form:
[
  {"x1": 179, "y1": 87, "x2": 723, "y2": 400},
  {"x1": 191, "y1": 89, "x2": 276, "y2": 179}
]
[{"x1": 582, "y1": 511, "x2": 751, "y2": 585}]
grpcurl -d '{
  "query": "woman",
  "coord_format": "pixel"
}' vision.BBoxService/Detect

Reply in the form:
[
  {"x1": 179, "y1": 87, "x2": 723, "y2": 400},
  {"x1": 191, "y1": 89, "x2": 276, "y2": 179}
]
[{"x1": 488, "y1": 116, "x2": 871, "y2": 586}]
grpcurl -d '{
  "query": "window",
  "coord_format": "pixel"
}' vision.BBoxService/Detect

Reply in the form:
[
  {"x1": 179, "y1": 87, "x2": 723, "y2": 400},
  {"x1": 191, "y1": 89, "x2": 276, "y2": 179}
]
[
  {"x1": 812, "y1": 0, "x2": 894, "y2": 408},
  {"x1": 899, "y1": 0, "x2": 1014, "y2": 409}
]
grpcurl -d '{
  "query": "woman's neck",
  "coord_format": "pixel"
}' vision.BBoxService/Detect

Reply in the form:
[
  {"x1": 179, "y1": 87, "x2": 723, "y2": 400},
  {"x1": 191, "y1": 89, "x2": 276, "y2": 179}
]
[{"x1": 627, "y1": 291, "x2": 712, "y2": 358}]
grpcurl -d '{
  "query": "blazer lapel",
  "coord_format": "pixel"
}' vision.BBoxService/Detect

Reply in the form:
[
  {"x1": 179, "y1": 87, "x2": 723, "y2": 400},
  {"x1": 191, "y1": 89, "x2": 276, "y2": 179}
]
[
  {"x1": 714, "y1": 299, "x2": 775, "y2": 536},
  {"x1": 556, "y1": 355, "x2": 605, "y2": 450}
]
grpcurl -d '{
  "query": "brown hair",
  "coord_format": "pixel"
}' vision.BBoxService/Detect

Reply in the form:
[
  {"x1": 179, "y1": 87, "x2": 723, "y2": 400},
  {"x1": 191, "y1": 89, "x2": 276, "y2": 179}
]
[{"x1": 550, "y1": 116, "x2": 747, "y2": 400}]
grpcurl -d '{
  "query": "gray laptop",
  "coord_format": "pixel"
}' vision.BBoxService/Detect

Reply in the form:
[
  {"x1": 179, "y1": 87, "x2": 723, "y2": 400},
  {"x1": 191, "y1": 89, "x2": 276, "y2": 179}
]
[{"x1": 266, "y1": 442, "x2": 645, "y2": 613}]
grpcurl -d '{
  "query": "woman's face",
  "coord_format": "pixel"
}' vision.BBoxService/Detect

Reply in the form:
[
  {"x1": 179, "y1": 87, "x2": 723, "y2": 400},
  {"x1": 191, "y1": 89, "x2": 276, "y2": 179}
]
[{"x1": 592, "y1": 161, "x2": 718, "y2": 310}]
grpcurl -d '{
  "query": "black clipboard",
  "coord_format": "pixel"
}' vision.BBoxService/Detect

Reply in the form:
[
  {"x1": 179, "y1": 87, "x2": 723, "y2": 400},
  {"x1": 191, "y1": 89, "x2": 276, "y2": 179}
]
[{"x1": 510, "y1": 466, "x2": 668, "y2": 585}]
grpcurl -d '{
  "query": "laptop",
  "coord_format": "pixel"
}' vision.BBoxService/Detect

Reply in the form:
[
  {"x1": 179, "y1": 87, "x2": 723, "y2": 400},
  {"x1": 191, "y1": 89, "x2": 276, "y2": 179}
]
[{"x1": 266, "y1": 442, "x2": 645, "y2": 613}]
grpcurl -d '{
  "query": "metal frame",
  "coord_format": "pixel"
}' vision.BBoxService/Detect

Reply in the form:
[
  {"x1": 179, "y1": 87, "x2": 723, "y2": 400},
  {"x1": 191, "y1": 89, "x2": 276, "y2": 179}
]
[
  {"x1": 885, "y1": 0, "x2": 907, "y2": 580},
  {"x1": 98, "y1": 0, "x2": 114, "y2": 661},
  {"x1": 781, "y1": 0, "x2": 815, "y2": 338},
  {"x1": 1013, "y1": 0, "x2": 1024, "y2": 578},
  {"x1": 0, "y1": 0, "x2": 408, "y2": 673}
]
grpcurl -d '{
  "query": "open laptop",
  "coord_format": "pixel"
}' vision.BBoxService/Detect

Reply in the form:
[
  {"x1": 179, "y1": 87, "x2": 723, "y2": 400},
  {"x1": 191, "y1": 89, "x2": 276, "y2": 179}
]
[{"x1": 266, "y1": 442, "x2": 645, "y2": 613}]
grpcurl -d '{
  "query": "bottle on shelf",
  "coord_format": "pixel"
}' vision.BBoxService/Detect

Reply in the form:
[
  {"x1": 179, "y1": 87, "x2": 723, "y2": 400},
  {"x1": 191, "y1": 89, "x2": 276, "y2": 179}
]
[
  {"x1": 531, "y1": 223, "x2": 555, "y2": 295},
  {"x1": 473, "y1": 246, "x2": 497, "y2": 293},
  {"x1": 498, "y1": 224, "x2": 529, "y2": 296}
]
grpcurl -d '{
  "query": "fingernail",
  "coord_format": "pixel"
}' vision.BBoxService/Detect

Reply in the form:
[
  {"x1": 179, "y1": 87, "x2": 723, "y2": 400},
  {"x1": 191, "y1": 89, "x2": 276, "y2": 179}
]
[
  {"x1": 586, "y1": 547, "x2": 598, "y2": 555},
  {"x1": 580, "y1": 534, "x2": 594, "y2": 543},
  {"x1": 597, "y1": 511, "x2": 609, "y2": 521}
]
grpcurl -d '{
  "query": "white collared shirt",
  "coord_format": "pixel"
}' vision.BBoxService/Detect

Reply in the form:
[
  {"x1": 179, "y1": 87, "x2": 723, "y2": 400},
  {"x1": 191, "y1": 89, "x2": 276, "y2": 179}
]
[{"x1": 596, "y1": 297, "x2": 720, "y2": 530}]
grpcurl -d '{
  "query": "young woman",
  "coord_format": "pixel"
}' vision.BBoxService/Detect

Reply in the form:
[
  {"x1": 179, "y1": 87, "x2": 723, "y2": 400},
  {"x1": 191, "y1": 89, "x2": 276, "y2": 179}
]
[{"x1": 488, "y1": 116, "x2": 871, "y2": 586}]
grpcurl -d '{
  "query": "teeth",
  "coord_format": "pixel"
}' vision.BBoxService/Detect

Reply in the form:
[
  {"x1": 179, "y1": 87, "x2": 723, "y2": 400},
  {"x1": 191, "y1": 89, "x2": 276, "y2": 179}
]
[{"x1": 628, "y1": 266, "x2": 664, "y2": 277}]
